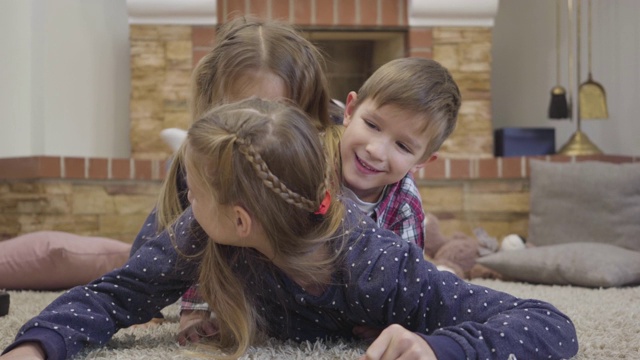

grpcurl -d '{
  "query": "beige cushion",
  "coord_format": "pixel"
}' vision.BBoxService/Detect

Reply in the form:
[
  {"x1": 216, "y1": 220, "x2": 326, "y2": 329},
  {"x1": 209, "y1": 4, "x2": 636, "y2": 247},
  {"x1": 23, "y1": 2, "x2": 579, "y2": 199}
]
[
  {"x1": 484, "y1": 160, "x2": 640, "y2": 287},
  {"x1": 477, "y1": 242, "x2": 640, "y2": 288},
  {"x1": 528, "y1": 160, "x2": 640, "y2": 251},
  {"x1": 0, "y1": 231, "x2": 131, "y2": 290}
]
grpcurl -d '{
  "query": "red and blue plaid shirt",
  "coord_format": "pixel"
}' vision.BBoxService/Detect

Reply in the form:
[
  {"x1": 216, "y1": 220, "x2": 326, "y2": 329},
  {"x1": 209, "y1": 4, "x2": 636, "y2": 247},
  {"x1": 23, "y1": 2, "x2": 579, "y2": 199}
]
[{"x1": 369, "y1": 173, "x2": 425, "y2": 249}]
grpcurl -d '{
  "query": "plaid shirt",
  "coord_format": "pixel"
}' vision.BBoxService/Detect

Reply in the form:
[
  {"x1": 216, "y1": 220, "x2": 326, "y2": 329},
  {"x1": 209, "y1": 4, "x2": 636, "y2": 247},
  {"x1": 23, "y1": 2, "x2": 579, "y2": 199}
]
[
  {"x1": 370, "y1": 173, "x2": 425, "y2": 249},
  {"x1": 181, "y1": 173, "x2": 426, "y2": 310},
  {"x1": 180, "y1": 286, "x2": 209, "y2": 312}
]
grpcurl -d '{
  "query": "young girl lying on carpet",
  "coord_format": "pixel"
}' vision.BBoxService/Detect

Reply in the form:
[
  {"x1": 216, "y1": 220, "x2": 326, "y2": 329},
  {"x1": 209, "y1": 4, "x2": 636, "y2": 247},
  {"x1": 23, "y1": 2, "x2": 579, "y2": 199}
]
[
  {"x1": 1, "y1": 98, "x2": 578, "y2": 360},
  {"x1": 129, "y1": 15, "x2": 340, "y2": 340}
]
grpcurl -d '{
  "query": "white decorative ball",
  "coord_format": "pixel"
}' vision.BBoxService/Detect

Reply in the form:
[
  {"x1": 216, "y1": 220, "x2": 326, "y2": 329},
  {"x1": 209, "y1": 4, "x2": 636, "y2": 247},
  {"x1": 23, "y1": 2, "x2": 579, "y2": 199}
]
[{"x1": 500, "y1": 234, "x2": 526, "y2": 252}]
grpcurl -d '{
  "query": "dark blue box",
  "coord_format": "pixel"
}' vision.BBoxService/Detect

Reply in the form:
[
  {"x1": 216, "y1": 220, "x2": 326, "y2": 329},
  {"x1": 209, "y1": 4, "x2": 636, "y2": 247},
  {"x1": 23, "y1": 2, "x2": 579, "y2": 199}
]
[{"x1": 494, "y1": 128, "x2": 555, "y2": 157}]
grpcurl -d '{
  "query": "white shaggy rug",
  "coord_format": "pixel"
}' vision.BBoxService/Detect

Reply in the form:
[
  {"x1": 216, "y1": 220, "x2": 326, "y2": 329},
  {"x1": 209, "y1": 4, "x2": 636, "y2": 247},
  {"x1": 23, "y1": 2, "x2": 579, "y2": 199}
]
[{"x1": 2, "y1": 279, "x2": 639, "y2": 359}]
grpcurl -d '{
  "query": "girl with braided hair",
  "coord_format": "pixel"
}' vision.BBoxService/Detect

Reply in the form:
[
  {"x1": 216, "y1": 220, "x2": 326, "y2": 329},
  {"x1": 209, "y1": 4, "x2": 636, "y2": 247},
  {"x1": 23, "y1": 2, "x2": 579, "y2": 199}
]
[
  {"x1": 127, "y1": 15, "x2": 341, "y2": 338},
  {"x1": 3, "y1": 98, "x2": 577, "y2": 360}
]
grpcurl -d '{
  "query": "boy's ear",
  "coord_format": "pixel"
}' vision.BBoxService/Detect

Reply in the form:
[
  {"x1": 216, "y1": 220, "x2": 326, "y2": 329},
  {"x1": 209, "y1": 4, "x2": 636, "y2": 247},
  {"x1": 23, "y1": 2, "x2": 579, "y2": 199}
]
[
  {"x1": 232, "y1": 205, "x2": 253, "y2": 238},
  {"x1": 343, "y1": 91, "x2": 358, "y2": 126},
  {"x1": 410, "y1": 152, "x2": 438, "y2": 174}
]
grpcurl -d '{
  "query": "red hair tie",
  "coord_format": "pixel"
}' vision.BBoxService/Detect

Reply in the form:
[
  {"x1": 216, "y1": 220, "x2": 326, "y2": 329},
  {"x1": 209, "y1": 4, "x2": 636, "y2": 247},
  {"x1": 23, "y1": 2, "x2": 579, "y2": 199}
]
[{"x1": 314, "y1": 191, "x2": 331, "y2": 215}]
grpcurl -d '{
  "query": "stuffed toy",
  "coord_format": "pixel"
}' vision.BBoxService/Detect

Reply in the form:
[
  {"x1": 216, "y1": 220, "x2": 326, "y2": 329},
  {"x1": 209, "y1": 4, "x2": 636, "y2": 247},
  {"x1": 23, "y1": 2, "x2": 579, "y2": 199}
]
[{"x1": 422, "y1": 213, "x2": 508, "y2": 280}]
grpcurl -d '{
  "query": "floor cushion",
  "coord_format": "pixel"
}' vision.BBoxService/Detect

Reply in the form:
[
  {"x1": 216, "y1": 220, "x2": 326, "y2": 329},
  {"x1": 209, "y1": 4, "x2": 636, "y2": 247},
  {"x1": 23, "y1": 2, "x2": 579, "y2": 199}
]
[{"x1": 0, "y1": 231, "x2": 131, "y2": 290}]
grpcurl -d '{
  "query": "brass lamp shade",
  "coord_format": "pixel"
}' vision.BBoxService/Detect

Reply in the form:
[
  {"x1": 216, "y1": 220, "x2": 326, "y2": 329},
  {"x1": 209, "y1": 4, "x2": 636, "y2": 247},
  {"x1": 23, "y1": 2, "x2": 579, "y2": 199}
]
[
  {"x1": 556, "y1": 0, "x2": 606, "y2": 156},
  {"x1": 558, "y1": 130, "x2": 602, "y2": 155}
]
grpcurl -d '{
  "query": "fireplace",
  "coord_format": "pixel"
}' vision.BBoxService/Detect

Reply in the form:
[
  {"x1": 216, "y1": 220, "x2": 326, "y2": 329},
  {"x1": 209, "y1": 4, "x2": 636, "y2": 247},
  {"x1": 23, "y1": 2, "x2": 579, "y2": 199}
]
[{"x1": 305, "y1": 31, "x2": 405, "y2": 101}]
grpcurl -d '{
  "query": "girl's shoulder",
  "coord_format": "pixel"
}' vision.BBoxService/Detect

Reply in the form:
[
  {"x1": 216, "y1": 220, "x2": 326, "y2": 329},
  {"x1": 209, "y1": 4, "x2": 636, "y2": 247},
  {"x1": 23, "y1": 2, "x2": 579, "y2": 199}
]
[
  {"x1": 341, "y1": 198, "x2": 420, "y2": 262},
  {"x1": 338, "y1": 201, "x2": 436, "y2": 303}
]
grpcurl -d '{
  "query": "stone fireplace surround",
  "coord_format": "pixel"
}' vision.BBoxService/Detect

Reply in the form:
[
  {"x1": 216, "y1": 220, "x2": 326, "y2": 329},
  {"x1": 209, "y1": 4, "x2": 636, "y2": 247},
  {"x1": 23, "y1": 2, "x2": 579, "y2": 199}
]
[
  {"x1": 127, "y1": 0, "x2": 498, "y2": 160},
  {"x1": 2, "y1": 0, "x2": 637, "y2": 243}
]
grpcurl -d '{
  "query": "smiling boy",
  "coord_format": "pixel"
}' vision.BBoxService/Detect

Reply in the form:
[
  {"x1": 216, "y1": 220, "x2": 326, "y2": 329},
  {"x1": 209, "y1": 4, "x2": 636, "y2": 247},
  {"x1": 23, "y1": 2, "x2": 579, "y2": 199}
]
[{"x1": 338, "y1": 57, "x2": 461, "y2": 249}]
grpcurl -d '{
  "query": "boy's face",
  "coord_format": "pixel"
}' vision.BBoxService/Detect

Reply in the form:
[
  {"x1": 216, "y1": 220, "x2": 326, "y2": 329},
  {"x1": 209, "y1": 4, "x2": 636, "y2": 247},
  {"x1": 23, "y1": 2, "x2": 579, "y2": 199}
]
[{"x1": 341, "y1": 92, "x2": 436, "y2": 203}]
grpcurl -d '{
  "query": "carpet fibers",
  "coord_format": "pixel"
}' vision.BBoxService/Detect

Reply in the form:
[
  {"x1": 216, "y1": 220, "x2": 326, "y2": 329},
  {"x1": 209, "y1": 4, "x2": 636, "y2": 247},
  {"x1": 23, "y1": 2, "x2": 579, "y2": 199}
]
[{"x1": 1, "y1": 279, "x2": 639, "y2": 359}]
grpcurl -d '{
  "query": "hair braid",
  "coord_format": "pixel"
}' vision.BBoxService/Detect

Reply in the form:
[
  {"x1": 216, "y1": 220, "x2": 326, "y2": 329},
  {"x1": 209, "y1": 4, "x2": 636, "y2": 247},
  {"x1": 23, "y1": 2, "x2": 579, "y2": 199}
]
[
  {"x1": 234, "y1": 137, "x2": 317, "y2": 213},
  {"x1": 316, "y1": 151, "x2": 332, "y2": 202}
]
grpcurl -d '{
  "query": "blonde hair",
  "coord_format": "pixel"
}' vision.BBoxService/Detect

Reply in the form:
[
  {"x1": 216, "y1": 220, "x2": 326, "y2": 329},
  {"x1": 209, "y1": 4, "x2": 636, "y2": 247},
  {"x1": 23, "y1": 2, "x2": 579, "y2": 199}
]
[
  {"x1": 157, "y1": 16, "x2": 335, "y2": 229},
  {"x1": 178, "y1": 98, "x2": 344, "y2": 358},
  {"x1": 350, "y1": 57, "x2": 461, "y2": 159}
]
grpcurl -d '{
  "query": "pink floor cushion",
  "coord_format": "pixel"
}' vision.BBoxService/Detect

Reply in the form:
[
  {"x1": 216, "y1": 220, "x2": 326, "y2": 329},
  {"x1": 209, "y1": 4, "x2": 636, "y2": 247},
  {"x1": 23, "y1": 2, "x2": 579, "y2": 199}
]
[{"x1": 0, "y1": 231, "x2": 131, "y2": 290}]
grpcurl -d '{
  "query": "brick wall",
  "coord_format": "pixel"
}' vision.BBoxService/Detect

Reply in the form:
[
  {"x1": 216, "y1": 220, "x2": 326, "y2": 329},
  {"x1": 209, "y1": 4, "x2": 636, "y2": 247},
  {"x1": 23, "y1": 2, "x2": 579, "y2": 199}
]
[
  {"x1": 129, "y1": 26, "x2": 193, "y2": 160},
  {"x1": 1, "y1": 155, "x2": 636, "y2": 242},
  {"x1": 130, "y1": 0, "x2": 492, "y2": 159},
  {"x1": 0, "y1": 157, "x2": 166, "y2": 242}
]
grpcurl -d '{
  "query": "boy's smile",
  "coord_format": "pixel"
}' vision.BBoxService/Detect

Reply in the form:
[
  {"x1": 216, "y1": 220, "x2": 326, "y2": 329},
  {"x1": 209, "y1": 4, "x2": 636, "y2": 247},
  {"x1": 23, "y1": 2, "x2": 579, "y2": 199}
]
[
  {"x1": 355, "y1": 153, "x2": 384, "y2": 174},
  {"x1": 340, "y1": 92, "x2": 433, "y2": 203}
]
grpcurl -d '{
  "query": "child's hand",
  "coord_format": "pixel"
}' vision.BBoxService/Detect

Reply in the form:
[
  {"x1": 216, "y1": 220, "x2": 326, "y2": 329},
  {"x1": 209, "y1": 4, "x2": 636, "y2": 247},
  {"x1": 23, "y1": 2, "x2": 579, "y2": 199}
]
[
  {"x1": 352, "y1": 325, "x2": 382, "y2": 341},
  {"x1": 359, "y1": 324, "x2": 437, "y2": 360},
  {"x1": 0, "y1": 343, "x2": 46, "y2": 359},
  {"x1": 177, "y1": 309, "x2": 218, "y2": 346}
]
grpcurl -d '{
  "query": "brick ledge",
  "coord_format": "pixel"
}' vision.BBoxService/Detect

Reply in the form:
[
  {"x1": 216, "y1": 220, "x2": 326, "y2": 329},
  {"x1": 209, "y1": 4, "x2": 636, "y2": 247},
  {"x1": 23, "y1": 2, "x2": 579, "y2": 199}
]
[
  {"x1": 0, "y1": 155, "x2": 637, "y2": 181},
  {"x1": 416, "y1": 154, "x2": 638, "y2": 181},
  {"x1": 0, "y1": 156, "x2": 167, "y2": 181}
]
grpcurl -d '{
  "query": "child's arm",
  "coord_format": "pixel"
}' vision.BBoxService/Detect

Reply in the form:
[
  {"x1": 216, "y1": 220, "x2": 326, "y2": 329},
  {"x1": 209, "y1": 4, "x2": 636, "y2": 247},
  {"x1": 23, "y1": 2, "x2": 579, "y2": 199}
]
[
  {"x1": 0, "y1": 343, "x2": 45, "y2": 360},
  {"x1": 350, "y1": 235, "x2": 578, "y2": 360},
  {"x1": 1, "y1": 208, "x2": 204, "y2": 360}
]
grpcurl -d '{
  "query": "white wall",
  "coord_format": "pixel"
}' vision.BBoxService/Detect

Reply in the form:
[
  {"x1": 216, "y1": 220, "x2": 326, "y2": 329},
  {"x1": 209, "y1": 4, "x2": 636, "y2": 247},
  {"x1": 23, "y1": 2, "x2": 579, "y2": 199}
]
[
  {"x1": 0, "y1": 1, "x2": 35, "y2": 156},
  {"x1": 492, "y1": 0, "x2": 640, "y2": 156},
  {"x1": 0, "y1": 0, "x2": 131, "y2": 158}
]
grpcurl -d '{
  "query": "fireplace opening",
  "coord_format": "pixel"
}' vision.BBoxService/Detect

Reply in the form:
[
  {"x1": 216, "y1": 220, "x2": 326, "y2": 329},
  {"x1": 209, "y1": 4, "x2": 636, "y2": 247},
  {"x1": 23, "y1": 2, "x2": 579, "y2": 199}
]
[{"x1": 303, "y1": 31, "x2": 406, "y2": 102}]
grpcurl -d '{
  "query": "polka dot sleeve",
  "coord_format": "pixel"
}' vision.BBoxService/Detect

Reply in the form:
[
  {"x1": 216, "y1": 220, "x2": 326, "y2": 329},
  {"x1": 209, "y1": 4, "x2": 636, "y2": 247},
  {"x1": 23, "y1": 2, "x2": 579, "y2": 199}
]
[
  {"x1": 11, "y1": 208, "x2": 205, "y2": 360},
  {"x1": 347, "y1": 225, "x2": 578, "y2": 360}
]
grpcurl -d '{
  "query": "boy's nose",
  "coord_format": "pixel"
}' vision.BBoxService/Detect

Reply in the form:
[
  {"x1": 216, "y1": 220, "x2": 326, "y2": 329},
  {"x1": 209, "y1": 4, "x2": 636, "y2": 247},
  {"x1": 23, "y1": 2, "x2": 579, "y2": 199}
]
[{"x1": 365, "y1": 138, "x2": 387, "y2": 162}]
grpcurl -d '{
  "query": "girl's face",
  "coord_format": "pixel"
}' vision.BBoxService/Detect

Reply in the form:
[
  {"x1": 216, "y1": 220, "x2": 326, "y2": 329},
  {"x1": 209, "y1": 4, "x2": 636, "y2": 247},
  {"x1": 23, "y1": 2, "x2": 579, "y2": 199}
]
[
  {"x1": 227, "y1": 69, "x2": 287, "y2": 103},
  {"x1": 185, "y1": 149, "x2": 239, "y2": 246}
]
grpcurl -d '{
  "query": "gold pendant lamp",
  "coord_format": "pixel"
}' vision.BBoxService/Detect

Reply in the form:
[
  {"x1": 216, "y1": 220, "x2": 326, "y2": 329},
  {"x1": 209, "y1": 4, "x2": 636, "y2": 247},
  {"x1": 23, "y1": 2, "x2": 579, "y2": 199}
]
[{"x1": 558, "y1": 0, "x2": 604, "y2": 155}]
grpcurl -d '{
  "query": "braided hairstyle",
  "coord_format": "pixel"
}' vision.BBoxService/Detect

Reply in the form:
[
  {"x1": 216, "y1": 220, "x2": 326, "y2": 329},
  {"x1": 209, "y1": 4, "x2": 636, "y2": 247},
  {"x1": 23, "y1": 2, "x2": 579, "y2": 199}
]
[
  {"x1": 158, "y1": 16, "x2": 335, "y2": 230},
  {"x1": 183, "y1": 98, "x2": 344, "y2": 357}
]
